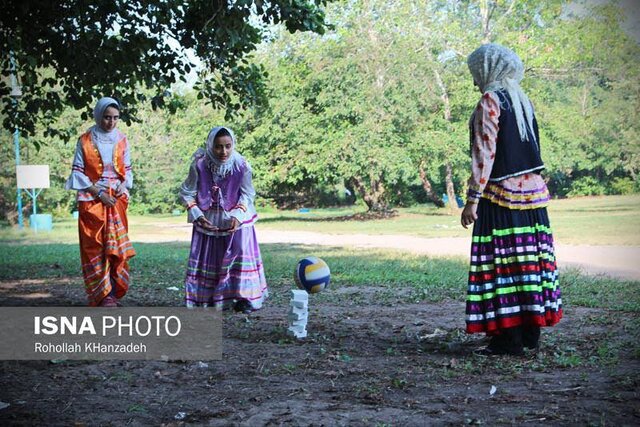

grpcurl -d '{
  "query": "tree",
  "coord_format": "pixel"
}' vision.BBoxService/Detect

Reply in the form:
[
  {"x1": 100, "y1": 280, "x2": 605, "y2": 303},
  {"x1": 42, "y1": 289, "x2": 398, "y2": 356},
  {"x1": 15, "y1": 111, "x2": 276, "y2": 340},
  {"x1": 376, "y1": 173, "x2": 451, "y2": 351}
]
[
  {"x1": 6, "y1": 0, "x2": 637, "y2": 222},
  {"x1": 243, "y1": 3, "x2": 423, "y2": 212},
  {"x1": 524, "y1": 3, "x2": 640, "y2": 195},
  {"x1": 0, "y1": 0, "x2": 330, "y2": 147},
  {"x1": 245, "y1": 0, "x2": 640, "y2": 212}
]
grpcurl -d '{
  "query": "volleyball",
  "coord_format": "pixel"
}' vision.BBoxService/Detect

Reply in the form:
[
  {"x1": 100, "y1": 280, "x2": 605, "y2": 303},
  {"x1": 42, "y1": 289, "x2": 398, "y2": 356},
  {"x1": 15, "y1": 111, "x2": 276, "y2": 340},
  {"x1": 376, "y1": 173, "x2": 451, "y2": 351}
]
[{"x1": 294, "y1": 256, "x2": 331, "y2": 294}]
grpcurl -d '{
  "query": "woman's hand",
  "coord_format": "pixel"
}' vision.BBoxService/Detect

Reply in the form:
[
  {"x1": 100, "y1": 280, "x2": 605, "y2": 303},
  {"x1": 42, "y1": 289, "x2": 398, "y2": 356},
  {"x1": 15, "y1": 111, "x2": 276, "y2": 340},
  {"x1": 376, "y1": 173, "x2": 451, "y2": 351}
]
[
  {"x1": 98, "y1": 191, "x2": 116, "y2": 207},
  {"x1": 115, "y1": 182, "x2": 126, "y2": 197},
  {"x1": 228, "y1": 217, "x2": 240, "y2": 232},
  {"x1": 195, "y1": 216, "x2": 218, "y2": 232},
  {"x1": 461, "y1": 202, "x2": 478, "y2": 229}
]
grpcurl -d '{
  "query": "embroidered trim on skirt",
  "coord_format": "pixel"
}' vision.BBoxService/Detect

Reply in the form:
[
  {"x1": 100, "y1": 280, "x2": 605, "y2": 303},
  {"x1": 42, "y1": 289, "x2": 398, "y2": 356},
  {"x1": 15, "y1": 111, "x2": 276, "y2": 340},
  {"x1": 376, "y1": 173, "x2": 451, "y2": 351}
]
[
  {"x1": 466, "y1": 198, "x2": 562, "y2": 334},
  {"x1": 185, "y1": 226, "x2": 268, "y2": 309},
  {"x1": 481, "y1": 182, "x2": 550, "y2": 210}
]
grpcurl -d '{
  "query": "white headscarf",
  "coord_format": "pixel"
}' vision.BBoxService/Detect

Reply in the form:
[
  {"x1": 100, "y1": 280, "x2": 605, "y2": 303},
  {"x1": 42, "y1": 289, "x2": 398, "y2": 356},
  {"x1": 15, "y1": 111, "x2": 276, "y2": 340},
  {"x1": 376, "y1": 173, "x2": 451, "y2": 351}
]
[
  {"x1": 467, "y1": 43, "x2": 536, "y2": 144},
  {"x1": 91, "y1": 97, "x2": 121, "y2": 145},
  {"x1": 205, "y1": 126, "x2": 243, "y2": 178}
]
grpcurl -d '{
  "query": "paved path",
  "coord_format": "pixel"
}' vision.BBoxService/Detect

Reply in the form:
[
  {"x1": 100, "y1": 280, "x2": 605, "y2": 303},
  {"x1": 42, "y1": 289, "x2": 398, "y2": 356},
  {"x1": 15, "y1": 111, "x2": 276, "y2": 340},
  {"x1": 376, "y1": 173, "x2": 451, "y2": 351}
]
[{"x1": 132, "y1": 225, "x2": 640, "y2": 281}]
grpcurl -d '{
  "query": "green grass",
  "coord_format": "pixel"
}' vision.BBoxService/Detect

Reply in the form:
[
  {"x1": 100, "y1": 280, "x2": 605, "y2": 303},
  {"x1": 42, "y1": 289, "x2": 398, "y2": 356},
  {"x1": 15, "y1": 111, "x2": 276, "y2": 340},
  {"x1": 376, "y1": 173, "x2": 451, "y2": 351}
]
[
  {"x1": 1, "y1": 241, "x2": 638, "y2": 311},
  {"x1": 0, "y1": 213, "x2": 191, "y2": 245},
  {"x1": 546, "y1": 195, "x2": 640, "y2": 245},
  {"x1": 258, "y1": 204, "x2": 469, "y2": 238},
  {"x1": 560, "y1": 269, "x2": 640, "y2": 311},
  {"x1": 2, "y1": 195, "x2": 639, "y2": 245},
  {"x1": 1, "y1": 195, "x2": 638, "y2": 310},
  {"x1": 258, "y1": 195, "x2": 640, "y2": 245}
]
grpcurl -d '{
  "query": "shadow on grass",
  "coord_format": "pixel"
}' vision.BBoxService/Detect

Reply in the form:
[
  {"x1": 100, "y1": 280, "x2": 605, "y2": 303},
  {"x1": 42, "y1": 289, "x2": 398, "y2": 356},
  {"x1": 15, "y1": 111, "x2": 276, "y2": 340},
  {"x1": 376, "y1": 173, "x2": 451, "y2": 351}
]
[
  {"x1": 0, "y1": 241, "x2": 638, "y2": 311},
  {"x1": 0, "y1": 241, "x2": 466, "y2": 306},
  {"x1": 258, "y1": 211, "x2": 399, "y2": 223},
  {"x1": 258, "y1": 208, "x2": 454, "y2": 224},
  {"x1": 559, "y1": 206, "x2": 635, "y2": 213}
]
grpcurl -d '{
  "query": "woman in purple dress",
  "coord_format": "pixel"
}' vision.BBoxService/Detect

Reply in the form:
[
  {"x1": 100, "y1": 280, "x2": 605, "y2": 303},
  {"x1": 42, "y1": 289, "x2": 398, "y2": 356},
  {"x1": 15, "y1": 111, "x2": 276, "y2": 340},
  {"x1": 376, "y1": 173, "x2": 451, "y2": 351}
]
[{"x1": 180, "y1": 126, "x2": 268, "y2": 313}]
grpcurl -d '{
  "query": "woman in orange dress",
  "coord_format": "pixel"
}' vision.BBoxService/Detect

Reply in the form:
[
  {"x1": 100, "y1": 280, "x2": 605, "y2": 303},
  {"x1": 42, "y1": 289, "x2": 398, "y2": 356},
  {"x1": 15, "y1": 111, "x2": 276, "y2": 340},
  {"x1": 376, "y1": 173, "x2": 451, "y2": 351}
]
[{"x1": 65, "y1": 97, "x2": 135, "y2": 307}]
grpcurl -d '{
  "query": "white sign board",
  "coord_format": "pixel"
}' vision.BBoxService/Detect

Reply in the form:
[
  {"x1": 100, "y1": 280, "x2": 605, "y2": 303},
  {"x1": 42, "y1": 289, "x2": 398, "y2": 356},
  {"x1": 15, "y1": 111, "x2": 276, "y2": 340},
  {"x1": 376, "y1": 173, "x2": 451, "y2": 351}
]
[{"x1": 16, "y1": 165, "x2": 50, "y2": 189}]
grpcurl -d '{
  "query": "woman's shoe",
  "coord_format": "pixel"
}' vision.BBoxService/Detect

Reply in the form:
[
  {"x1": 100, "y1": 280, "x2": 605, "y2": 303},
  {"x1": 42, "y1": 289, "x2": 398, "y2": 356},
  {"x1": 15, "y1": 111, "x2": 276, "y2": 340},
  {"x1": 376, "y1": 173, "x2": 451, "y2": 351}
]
[
  {"x1": 99, "y1": 296, "x2": 118, "y2": 307},
  {"x1": 233, "y1": 300, "x2": 253, "y2": 314},
  {"x1": 522, "y1": 326, "x2": 541, "y2": 350},
  {"x1": 473, "y1": 346, "x2": 524, "y2": 357}
]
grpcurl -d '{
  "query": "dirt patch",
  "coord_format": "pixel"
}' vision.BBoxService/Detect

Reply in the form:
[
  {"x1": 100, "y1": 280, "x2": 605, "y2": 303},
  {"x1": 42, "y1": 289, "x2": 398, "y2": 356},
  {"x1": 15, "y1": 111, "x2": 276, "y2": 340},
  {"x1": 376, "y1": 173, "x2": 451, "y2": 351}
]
[{"x1": 0, "y1": 279, "x2": 639, "y2": 425}]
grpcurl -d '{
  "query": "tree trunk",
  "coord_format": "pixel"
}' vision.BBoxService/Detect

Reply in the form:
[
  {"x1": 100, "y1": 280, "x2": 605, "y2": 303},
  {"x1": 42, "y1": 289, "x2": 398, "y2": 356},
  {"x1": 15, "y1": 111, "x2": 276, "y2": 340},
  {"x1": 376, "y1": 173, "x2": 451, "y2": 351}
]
[
  {"x1": 479, "y1": 0, "x2": 518, "y2": 44},
  {"x1": 350, "y1": 177, "x2": 388, "y2": 212},
  {"x1": 434, "y1": 69, "x2": 452, "y2": 122},
  {"x1": 445, "y1": 163, "x2": 458, "y2": 212},
  {"x1": 418, "y1": 162, "x2": 445, "y2": 207},
  {"x1": 434, "y1": 69, "x2": 459, "y2": 212},
  {"x1": 479, "y1": 0, "x2": 494, "y2": 43}
]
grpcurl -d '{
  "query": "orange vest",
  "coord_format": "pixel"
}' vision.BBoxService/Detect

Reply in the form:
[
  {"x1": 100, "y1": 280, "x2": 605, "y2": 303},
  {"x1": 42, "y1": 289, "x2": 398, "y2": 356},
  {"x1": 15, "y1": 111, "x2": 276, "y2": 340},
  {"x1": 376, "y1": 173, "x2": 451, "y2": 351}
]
[{"x1": 80, "y1": 131, "x2": 127, "y2": 182}]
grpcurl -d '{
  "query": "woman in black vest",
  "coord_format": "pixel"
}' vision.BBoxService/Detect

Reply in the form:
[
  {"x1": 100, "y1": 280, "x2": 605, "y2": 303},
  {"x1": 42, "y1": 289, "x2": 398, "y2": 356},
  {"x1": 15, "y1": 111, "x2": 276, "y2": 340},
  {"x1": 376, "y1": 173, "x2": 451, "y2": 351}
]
[{"x1": 461, "y1": 44, "x2": 562, "y2": 355}]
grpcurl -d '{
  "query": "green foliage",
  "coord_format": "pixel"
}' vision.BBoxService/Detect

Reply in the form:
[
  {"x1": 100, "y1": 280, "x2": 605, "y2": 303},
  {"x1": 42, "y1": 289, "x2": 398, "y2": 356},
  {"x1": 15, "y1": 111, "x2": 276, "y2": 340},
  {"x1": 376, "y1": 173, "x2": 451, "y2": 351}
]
[
  {"x1": 237, "y1": 0, "x2": 639, "y2": 209},
  {"x1": 568, "y1": 176, "x2": 607, "y2": 197},
  {"x1": 0, "y1": 106, "x2": 84, "y2": 222},
  {"x1": 527, "y1": 3, "x2": 640, "y2": 196},
  {"x1": 241, "y1": 1, "x2": 470, "y2": 210},
  {"x1": 0, "y1": 92, "x2": 229, "y2": 220},
  {"x1": 608, "y1": 177, "x2": 637, "y2": 195},
  {"x1": 0, "y1": 0, "x2": 331, "y2": 143},
  {"x1": 2, "y1": 0, "x2": 638, "y2": 217}
]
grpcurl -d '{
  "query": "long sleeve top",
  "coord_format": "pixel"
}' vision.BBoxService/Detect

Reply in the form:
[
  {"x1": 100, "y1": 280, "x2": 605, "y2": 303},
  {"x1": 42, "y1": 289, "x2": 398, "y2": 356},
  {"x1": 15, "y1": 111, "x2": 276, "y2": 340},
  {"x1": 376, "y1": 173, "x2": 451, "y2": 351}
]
[
  {"x1": 466, "y1": 92, "x2": 550, "y2": 209},
  {"x1": 65, "y1": 131, "x2": 133, "y2": 201},
  {"x1": 179, "y1": 152, "x2": 258, "y2": 236}
]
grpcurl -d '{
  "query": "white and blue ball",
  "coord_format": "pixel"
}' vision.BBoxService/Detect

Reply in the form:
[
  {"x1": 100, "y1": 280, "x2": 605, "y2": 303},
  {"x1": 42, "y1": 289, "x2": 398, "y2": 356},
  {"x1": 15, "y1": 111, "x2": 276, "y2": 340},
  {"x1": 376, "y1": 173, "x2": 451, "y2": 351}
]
[{"x1": 294, "y1": 256, "x2": 331, "y2": 294}]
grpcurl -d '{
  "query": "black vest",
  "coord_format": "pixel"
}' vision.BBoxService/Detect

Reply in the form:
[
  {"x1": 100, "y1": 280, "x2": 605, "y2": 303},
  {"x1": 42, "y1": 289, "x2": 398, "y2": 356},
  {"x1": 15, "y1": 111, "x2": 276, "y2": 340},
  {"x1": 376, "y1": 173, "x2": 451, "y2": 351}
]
[{"x1": 477, "y1": 90, "x2": 545, "y2": 181}]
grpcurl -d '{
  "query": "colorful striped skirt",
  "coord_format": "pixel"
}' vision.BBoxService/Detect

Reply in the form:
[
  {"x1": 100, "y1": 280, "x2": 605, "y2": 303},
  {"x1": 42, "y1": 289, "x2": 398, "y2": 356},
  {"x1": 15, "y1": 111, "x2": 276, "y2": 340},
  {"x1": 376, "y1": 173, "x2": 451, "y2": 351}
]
[
  {"x1": 185, "y1": 226, "x2": 268, "y2": 309},
  {"x1": 466, "y1": 199, "x2": 562, "y2": 334},
  {"x1": 78, "y1": 197, "x2": 135, "y2": 306}
]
